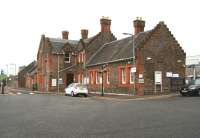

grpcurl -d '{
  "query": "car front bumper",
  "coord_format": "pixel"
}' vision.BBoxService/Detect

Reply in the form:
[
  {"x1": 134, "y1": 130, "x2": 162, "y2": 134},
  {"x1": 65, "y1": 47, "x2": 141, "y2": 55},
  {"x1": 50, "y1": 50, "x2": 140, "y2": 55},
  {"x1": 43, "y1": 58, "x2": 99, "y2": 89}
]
[{"x1": 180, "y1": 89, "x2": 198, "y2": 95}]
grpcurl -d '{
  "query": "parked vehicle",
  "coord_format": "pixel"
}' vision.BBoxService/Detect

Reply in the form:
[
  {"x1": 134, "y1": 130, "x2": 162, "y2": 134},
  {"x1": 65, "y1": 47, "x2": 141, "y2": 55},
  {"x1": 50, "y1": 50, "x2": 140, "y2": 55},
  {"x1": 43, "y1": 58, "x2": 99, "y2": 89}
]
[
  {"x1": 180, "y1": 78, "x2": 200, "y2": 96},
  {"x1": 65, "y1": 83, "x2": 88, "y2": 97}
]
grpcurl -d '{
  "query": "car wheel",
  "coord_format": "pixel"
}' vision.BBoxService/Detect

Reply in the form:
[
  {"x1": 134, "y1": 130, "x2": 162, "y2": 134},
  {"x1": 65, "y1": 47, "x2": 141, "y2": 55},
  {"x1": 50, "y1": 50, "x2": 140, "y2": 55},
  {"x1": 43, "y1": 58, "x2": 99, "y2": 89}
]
[
  {"x1": 65, "y1": 93, "x2": 67, "y2": 96},
  {"x1": 71, "y1": 92, "x2": 74, "y2": 97},
  {"x1": 198, "y1": 90, "x2": 200, "y2": 96},
  {"x1": 84, "y1": 94, "x2": 88, "y2": 97}
]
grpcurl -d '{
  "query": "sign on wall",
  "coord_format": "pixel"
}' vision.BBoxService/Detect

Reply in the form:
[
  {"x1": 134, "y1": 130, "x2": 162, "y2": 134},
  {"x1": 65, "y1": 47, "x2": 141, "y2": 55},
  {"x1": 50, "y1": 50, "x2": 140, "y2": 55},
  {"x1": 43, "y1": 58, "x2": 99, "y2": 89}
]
[
  {"x1": 58, "y1": 78, "x2": 63, "y2": 85},
  {"x1": 52, "y1": 79, "x2": 57, "y2": 86},
  {"x1": 172, "y1": 74, "x2": 179, "y2": 78},
  {"x1": 155, "y1": 71, "x2": 162, "y2": 85},
  {"x1": 138, "y1": 78, "x2": 144, "y2": 83},
  {"x1": 166, "y1": 72, "x2": 173, "y2": 77},
  {"x1": 154, "y1": 71, "x2": 163, "y2": 93},
  {"x1": 131, "y1": 67, "x2": 136, "y2": 73},
  {"x1": 139, "y1": 74, "x2": 143, "y2": 78}
]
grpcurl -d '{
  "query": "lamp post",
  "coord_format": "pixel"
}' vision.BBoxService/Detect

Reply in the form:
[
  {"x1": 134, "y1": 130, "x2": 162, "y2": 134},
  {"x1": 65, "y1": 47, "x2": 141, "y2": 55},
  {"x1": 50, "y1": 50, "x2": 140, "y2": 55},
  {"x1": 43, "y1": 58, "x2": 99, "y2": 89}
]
[
  {"x1": 6, "y1": 64, "x2": 8, "y2": 85},
  {"x1": 99, "y1": 64, "x2": 107, "y2": 96},
  {"x1": 123, "y1": 33, "x2": 136, "y2": 95},
  {"x1": 56, "y1": 51, "x2": 65, "y2": 94},
  {"x1": 56, "y1": 52, "x2": 60, "y2": 94}
]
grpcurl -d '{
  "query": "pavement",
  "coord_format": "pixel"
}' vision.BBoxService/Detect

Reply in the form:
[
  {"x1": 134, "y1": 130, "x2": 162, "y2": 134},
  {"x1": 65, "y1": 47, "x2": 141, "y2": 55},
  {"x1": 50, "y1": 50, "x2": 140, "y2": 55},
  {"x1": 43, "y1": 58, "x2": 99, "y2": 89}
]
[
  {"x1": 3, "y1": 87, "x2": 180, "y2": 101},
  {"x1": 0, "y1": 91, "x2": 200, "y2": 138}
]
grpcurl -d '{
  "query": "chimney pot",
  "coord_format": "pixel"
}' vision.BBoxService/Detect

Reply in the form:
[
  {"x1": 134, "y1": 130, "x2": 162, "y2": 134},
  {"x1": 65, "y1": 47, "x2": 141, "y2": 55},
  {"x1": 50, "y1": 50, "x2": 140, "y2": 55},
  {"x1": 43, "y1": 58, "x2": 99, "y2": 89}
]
[
  {"x1": 133, "y1": 17, "x2": 145, "y2": 35},
  {"x1": 100, "y1": 17, "x2": 111, "y2": 33}
]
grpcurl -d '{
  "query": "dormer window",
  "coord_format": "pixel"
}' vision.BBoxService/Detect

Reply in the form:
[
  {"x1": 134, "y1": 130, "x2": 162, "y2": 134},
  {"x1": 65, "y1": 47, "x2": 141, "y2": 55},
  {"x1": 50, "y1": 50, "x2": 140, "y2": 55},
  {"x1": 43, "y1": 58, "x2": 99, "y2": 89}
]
[{"x1": 64, "y1": 52, "x2": 70, "y2": 63}]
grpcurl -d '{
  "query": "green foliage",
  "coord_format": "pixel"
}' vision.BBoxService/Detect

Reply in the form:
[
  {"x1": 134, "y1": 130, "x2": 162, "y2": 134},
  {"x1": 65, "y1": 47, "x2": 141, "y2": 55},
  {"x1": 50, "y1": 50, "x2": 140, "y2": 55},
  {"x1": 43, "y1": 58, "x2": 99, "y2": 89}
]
[
  {"x1": 0, "y1": 74, "x2": 7, "y2": 81},
  {"x1": 32, "y1": 83, "x2": 38, "y2": 91}
]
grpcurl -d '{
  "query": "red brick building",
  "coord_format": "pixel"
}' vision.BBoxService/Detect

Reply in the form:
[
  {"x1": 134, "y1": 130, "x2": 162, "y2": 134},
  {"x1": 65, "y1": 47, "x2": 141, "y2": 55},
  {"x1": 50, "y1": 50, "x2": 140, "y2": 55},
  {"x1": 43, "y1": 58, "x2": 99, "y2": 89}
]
[
  {"x1": 86, "y1": 18, "x2": 186, "y2": 95},
  {"x1": 20, "y1": 17, "x2": 185, "y2": 95},
  {"x1": 18, "y1": 61, "x2": 37, "y2": 90},
  {"x1": 73, "y1": 17, "x2": 116, "y2": 84},
  {"x1": 37, "y1": 32, "x2": 78, "y2": 92}
]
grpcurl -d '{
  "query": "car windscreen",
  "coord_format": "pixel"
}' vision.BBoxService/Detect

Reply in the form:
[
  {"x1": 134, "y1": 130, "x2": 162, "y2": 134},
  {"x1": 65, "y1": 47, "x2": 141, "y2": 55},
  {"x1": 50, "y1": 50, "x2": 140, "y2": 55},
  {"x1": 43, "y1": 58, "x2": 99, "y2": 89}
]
[{"x1": 76, "y1": 84, "x2": 87, "y2": 88}]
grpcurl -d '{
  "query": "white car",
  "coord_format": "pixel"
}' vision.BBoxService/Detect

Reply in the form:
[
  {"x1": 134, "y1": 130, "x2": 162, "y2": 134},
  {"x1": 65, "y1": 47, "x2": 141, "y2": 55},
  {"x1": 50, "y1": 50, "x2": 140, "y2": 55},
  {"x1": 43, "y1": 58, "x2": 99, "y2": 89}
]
[{"x1": 65, "y1": 83, "x2": 88, "y2": 97}]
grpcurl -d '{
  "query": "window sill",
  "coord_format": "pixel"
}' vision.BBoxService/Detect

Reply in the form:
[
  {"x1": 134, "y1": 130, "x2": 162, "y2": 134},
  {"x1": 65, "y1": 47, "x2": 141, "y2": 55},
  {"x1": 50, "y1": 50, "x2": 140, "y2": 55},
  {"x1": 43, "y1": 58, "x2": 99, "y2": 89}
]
[{"x1": 118, "y1": 84, "x2": 134, "y2": 87}]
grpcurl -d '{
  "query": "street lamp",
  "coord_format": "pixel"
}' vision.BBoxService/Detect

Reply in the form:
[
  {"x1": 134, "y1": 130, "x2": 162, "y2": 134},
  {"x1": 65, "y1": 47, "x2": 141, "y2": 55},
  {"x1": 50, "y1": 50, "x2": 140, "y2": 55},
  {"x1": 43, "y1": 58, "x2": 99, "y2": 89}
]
[
  {"x1": 56, "y1": 51, "x2": 65, "y2": 94},
  {"x1": 123, "y1": 33, "x2": 136, "y2": 95},
  {"x1": 99, "y1": 64, "x2": 107, "y2": 96},
  {"x1": 56, "y1": 52, "x2": 60, "y2": 94},
  {"x1": 6, "y1": 64, "x2": 8, "y2": 84}
]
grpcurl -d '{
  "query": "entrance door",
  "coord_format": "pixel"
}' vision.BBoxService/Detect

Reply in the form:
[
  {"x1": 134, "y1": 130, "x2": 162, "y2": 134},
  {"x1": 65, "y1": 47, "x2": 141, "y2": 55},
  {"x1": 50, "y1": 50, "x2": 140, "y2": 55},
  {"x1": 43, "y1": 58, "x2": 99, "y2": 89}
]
[
  {"x1": 66, "y1": 73, "x2": 74, "y2": 86},
  {"x1": 170, "y1": 78, "x2": 184, "y2": 93}
]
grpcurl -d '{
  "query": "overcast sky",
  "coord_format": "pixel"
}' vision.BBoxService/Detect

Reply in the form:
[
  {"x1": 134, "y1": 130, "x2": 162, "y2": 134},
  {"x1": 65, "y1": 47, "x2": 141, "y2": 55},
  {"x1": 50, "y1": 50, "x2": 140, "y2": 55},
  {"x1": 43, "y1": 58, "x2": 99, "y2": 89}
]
[{"x1": 0, "y1": 0, "x2": 199, "y2": 74}]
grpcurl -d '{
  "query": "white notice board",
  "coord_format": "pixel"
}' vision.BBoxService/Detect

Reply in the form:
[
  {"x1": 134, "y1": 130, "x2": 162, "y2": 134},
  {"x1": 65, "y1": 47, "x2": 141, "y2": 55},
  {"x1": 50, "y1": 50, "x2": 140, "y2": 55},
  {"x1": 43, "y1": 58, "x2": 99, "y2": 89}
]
[
  {"x1": 155, "y1": 71, "x2": 162, "y2": 85},
  {"x1": 52, "y1": 79, "x2": 57, "y2": 86}
]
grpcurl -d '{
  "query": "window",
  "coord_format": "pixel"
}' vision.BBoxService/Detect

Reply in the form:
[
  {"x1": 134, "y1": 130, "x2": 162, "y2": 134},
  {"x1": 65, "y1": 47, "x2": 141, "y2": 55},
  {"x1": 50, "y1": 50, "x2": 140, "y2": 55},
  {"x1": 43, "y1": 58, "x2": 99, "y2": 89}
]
[
  {"x1": 82, "y1": 52, "x2": 85, "y2": 63},
  {"x1": 121, "y1": 68, "x2": 126, "y2": 84},
  {"x1": 64, "y1": 53, "x2": 70, "y2": 63},
  {"x1": 90, "y1": 72, "x2": 94, "y2": 84},
  {"x1": 78, "y1": 74, "x2": 81, "y2": 83},
  {"x1": 96, "y1": 71, "x2": 102, "y2": 84},
  {"x1": 77, "y1": 73, "x2": 84, "y2": 84},
  {"x1": 106, "y1": 71, "x2": 110, "y2": 84},
  {"x1": 130, "y1": 68, "x2": 134, "y2": 84},
  {"x1": 83, "y1": 77, "x2": 89, "y2": 84},
  {"x1": 81, "y1": 73, "x2": 84, "y2": 84},
  {"x1": 78, "y1": 53, "x2": 81, "y2": 63}
]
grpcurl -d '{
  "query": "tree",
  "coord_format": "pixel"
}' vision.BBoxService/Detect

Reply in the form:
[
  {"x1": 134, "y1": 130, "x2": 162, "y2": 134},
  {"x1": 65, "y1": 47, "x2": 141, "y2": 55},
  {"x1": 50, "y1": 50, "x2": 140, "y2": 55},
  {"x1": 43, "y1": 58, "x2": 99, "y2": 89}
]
[
  {"x1": 0, "y1": 69, "x2": 7, "y2": 81},
  {"x1": 1, "y1": 69, "x2": 4, "y2": 75}
]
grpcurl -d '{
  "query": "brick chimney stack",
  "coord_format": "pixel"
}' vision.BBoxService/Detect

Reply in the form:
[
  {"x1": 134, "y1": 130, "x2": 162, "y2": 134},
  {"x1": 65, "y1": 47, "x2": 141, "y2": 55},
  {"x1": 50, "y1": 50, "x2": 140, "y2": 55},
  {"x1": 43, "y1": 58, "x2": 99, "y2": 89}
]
[
  {"x1": 100, "y1": 16, "x2": 111, "y2": 33},
  {"x1": 133, "y1": 17, "x2": 145, "y2": 35},
  {"x1": 41, "y1": 34, "x2": 45, "y2": 40},
  {"x1": 81, "y1": 29, "x2": 88, "y2": 39},
  {"x1": 62, "y1": 31, "x2": 69, "y2": 40}
]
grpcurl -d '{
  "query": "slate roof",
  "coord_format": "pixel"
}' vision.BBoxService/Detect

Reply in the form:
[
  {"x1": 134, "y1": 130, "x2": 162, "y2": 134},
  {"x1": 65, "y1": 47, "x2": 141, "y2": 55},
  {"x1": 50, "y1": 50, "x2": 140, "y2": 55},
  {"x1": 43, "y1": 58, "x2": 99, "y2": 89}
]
[
  {"x1": 83, "y1": 34, "x2": 98, "y2": 44},
  {"x1": 87, "y1": 30, "x2": 152, "y2": 67},
  {"x1": 49, "y1": 38, "x2": 78, "y2": 53},
  {"x1": 19, "y1": 61, "x2": 36, "y2": 75},
  {"x1": 27, "y1": 63, "x2": 37, "y2": 75},
  {"x1": 75, "y1": 33, "x2": 100, "y2": 51}
]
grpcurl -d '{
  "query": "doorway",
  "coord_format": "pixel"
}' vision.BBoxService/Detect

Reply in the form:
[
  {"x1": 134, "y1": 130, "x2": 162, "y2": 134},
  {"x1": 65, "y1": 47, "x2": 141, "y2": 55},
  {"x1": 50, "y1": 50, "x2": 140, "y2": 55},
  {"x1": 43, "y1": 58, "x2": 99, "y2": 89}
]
[
  {"x1": 66, "y1": 73, "x2": 74, "y2": 86},
  {"x1": 170, "y1": 78, "x2": 184, "y2": 93}
]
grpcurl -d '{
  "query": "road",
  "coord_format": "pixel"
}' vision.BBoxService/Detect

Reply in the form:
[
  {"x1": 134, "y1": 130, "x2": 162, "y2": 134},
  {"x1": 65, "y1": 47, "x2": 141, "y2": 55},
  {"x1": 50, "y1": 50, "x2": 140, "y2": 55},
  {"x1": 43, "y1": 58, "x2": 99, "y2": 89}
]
[{"x1": 0, "y1": 90, "x2": 200, "y2": 138}]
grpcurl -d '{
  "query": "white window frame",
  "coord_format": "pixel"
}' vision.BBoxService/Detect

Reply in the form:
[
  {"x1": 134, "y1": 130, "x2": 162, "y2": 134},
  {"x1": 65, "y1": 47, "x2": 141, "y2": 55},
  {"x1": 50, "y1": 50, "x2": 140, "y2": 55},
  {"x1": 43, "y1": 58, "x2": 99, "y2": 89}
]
[
  {"x1": 90, "y1": 72, "x2": 94, "y2": 84},
  {"x1": 82, "y1": 52, "x2": 84, "y2": 62},
  {"x1": 130, "y1": 68, "x2": 134, "y2": 84},
  {"x1": 81, "y1": 73, "x2": 84, "y2": 84},
  {"x1": 106, "y1": 71, "x2": 110, "y2": 84},
  {"x1": 64, "y1": 53, "x2": 71, "y2": 63},
  {"x1": 96, "y1": 71, "x2": 102, "y2": 84},
  {"x1": 121, "y1": 68, "x2": 126, "y2": 84},
  {"x1": 78, "y1": 53, "x2": 81, "y2": 63},
  {"x1": 78, "y1": 74, "x2": 81, "y2": 83}
]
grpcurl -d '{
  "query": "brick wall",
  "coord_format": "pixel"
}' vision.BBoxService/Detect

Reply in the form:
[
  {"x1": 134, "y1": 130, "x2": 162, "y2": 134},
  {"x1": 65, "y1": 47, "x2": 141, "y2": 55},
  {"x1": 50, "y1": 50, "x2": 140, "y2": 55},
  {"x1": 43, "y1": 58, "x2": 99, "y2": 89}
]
[
  {"x1": 87, "y1": 61, "x2": 134, "y2": 94},
  {"x1": 140, "y1": 22, "x2": 186, "y2": 95}
]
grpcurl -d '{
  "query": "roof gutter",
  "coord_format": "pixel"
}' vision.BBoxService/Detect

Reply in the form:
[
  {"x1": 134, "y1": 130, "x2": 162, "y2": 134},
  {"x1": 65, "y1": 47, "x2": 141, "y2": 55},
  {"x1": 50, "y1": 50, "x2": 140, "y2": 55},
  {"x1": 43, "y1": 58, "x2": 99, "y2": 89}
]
[
  {"x1": 59, "y1": 64, "x2": 76, "y2": 73},
  {"x1": 87, "y1": 57, "x2": 134, "y2": 67}
]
